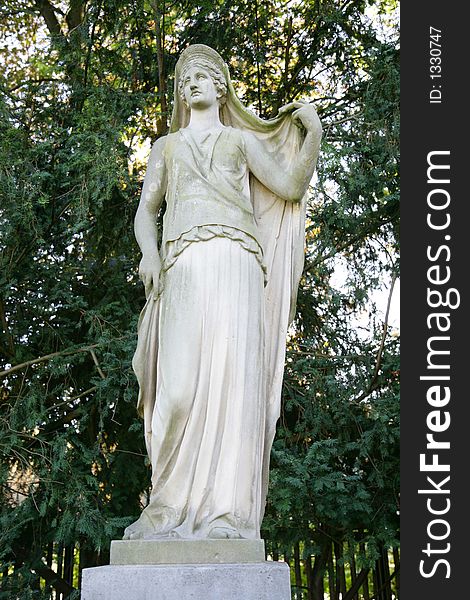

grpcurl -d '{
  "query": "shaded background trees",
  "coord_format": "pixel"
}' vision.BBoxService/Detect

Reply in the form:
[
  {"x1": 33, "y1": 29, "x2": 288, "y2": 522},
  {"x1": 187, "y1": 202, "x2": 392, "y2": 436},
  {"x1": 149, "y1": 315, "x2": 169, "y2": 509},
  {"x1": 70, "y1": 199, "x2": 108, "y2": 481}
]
[{"x1": 0, "y1": 1, "x2": 399, "y2": 598}]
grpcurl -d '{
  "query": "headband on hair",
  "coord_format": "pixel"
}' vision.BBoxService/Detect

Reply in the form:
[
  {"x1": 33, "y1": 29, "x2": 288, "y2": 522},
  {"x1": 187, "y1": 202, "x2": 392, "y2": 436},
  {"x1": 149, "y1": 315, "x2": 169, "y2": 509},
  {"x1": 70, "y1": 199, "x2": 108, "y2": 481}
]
[{"x1": 175, "y1": 44, "x2": 228, "y2": 78}]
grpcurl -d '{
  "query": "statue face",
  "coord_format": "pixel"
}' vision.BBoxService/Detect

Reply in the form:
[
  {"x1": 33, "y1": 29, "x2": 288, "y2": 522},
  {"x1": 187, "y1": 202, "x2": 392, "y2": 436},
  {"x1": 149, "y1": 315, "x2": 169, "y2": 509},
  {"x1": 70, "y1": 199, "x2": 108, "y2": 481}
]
[{"x1": 182, "y1": 66, "x2": 219, "y2": 110}]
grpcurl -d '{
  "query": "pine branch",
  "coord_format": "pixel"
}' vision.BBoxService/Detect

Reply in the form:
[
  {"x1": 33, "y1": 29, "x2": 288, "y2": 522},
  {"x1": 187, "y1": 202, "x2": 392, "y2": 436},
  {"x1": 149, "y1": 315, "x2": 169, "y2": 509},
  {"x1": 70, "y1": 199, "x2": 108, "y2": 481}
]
[
  {"x1": 304, "y1": 213, "x2": 396, "y2": 273},
  {"x1": 0, "y1": 297, "x2": 15, "y2": 357},
  {"x1": 83, "y1": 1, "x2": 103, "y2": 88}
]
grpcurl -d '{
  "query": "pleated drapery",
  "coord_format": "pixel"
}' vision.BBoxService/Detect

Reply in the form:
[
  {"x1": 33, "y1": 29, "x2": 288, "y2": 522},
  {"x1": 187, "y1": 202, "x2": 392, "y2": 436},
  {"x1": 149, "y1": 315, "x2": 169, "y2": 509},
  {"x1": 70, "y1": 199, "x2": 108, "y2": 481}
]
[{"x1": 127, "y1": 234, "x2": 266, "y2": 539}]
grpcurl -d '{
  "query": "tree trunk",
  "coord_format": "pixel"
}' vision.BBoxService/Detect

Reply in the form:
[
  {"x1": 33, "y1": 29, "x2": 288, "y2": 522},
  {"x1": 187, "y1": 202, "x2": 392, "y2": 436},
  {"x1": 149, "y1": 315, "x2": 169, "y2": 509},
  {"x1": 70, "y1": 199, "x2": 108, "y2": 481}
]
[
  {"x1": 348, "y1": 541, "x2": 358, "y2": 600},
  {"x1": 64, "y1": 544, "x2": 75, "y2": 589},
  {"x1": 272, "y1": 541, "x2": 279, "y2": 562},
  {"x1": 294, "y1": 542, "x2": 303, "y2": 599},
  {"x1": 305, "y1": 553, "x2": 314, "y2": 600},
  {"x1": 393, "y1": 547, "x2": 400, "y2": 596},
  {"x1": 46, "y1": 542, "x2": 53, "y2": 568},
  {"x1": 382, "y1": 546, "x2": 392, "y2": 600},
  {"x1": 311, "y1": 537, "x2": 331, "y2": 600},
  {"x1": 79, "y1": 539, "x2": 100, "y2": 590},
  {"x1": 328, "y1": 546, "x2": 337, "y2": 600},
  {"x1": 334, "y1": 541, "x2": 346, "y2": 599},
  {"x1": 359, "y1": 538, "x2": 370, "y2": 600},
  {"x1": 150, "y1": 0, "x2": 168, "y2": 136},
  {"x1": 253, "y1": 0, "x2": 263, "y2": 116},
  {"x1": 373, "y1": 546, "x2": 393, "y2": 600},
  {"x1": 57, "y1": 542, "x2": 64, "y2": 584},
  {"x1": 372, "y1": 563, "x2": 379, "y2": 599},
  {"x1": 284, "y1": 549, "x2": 291, "y2": 568}
]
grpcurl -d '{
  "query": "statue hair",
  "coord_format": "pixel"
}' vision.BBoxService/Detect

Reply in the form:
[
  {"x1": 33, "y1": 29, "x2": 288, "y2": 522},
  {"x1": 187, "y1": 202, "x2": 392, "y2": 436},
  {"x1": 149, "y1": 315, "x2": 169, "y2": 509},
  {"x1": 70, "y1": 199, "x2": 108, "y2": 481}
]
[{"x1": 178, "y1": 59, "x2": 228, "y2": 106}]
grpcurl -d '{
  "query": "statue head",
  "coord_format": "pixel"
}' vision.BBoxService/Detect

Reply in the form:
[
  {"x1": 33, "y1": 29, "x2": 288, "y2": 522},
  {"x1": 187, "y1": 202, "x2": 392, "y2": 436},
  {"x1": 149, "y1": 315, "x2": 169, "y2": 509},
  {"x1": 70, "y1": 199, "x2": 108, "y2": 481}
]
[
  {"x1": 176, "y1": 45, "x2": 228, "y2": 108},
  {"x1": 170, "y1": 43, "x2": 275, "y2": 134}
]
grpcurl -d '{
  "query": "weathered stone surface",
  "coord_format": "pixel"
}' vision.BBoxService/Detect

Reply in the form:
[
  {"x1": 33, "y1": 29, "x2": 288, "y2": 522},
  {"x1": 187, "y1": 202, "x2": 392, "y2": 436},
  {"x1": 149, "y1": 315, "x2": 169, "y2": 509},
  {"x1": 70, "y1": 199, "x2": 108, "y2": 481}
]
[
  {"x1": 110, "y1": 538, "x2": 265, "y2": 565},
  {"x1": 81, "y1": 562, "x2": 291, "y2": 600},
  {"x1": 125, "y1": 43, "x2": 321, "y2": 543}
]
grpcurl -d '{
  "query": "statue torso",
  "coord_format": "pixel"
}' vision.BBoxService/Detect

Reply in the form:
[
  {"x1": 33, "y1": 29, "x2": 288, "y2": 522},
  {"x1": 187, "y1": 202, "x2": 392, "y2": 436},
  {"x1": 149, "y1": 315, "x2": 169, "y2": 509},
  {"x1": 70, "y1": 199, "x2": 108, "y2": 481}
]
[{"x1": 161, "y1": 126, "x2": 259, "y2": 249}]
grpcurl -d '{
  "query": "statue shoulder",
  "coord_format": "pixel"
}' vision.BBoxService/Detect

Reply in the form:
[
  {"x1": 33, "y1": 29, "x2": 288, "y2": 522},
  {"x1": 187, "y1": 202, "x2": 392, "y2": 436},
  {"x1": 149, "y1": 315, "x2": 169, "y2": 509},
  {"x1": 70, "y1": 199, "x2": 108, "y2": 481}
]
[
  {"x1": 223, "y1": 126, "x2": 248, "y2": 155},
  {"x1": 151, "y1": 133, "x2": 179, "y2": 160},
  {"x1": 148, "y1": 135, "x2": 166, "y2": 157}
]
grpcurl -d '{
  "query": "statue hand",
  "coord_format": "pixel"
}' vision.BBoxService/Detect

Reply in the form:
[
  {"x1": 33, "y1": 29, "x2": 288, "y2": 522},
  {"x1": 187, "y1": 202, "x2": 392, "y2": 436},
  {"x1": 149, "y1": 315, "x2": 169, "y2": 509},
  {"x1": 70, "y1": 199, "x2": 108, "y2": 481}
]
[
  {"x1": 279, "y1": 101, "x2": 322, "y2": 137},
  {"x1": 139, "y1": 254, "x2": 162, "y2": 300}
]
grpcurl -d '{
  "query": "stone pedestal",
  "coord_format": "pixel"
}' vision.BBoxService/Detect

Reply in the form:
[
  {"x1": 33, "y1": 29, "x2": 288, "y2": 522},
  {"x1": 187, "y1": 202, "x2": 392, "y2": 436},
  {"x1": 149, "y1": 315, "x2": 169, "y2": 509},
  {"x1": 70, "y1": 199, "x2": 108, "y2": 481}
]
[
  {"x1": 110, "y1": 538, "x2": 266, "y2": 565},
  {"x1": 81, "y1": 540, "x2": 291, "y2": 599},
  {"x1": 82, "y1": 562, "x2": 291, "y2": 599}
]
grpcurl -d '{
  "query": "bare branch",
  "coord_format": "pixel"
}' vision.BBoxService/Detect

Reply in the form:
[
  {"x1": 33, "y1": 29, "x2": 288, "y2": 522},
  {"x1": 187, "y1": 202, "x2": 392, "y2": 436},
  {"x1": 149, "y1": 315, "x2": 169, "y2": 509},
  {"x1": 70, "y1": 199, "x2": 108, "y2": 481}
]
[
  {"x1": 45, "y1": 386, "x2": 98, "y2": 413},
  {"x1": 6, "y1": 78, "x2": 62, "y2": 93},
  {"x1": 353, "y1": 271, "x2": 398, "y2": 403},
  {"x1": 33, "y1": 562, "x2": 75, "y2": 595},
  {"x1": 0, "y1": 336, "x2": 129, "y2": 379},
  {"x1": 89, "y1": 349, "x2": 106, "y2": 380},
  {"x1": 342, "y1": 568, "x2": 371, "y2": 600}
]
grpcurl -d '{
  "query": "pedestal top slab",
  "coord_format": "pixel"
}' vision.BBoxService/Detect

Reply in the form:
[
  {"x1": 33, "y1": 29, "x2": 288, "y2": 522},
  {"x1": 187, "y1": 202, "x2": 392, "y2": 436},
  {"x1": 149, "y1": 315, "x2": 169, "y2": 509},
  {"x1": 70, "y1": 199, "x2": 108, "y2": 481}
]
[{"x1": 110, "y1": 538, "x2": 265, "y2": 565}]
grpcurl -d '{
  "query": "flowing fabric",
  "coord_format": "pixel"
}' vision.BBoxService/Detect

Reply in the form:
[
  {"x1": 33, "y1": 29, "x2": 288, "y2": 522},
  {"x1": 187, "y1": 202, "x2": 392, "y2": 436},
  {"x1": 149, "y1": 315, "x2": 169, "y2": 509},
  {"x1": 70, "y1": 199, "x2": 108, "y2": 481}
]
[{"x1": 133, "y1": 235, "x2": 265, "y2": 538}]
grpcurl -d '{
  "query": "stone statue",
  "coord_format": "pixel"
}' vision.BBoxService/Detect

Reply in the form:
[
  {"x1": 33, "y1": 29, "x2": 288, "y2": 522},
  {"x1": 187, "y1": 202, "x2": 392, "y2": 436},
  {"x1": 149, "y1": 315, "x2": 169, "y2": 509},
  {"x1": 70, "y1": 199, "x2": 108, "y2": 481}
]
[{"x1": 123, "y1": 44, "x2": 321, "y2": 541}]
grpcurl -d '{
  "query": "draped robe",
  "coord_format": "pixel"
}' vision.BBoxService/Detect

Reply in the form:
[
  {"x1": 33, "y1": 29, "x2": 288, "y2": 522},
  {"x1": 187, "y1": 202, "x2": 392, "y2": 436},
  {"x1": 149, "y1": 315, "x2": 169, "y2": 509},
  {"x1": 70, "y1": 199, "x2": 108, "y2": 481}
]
[{"x1": 124, "y1": 45, "x2": 310, "y2": 541}]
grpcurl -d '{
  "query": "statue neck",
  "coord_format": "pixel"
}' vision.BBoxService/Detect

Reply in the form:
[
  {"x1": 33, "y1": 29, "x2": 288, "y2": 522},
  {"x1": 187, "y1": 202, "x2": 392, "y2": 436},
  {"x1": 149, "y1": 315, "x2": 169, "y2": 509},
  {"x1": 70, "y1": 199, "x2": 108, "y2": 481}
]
[{"x1": 187, "y1": 103, "x2": 222, "y2": 132}]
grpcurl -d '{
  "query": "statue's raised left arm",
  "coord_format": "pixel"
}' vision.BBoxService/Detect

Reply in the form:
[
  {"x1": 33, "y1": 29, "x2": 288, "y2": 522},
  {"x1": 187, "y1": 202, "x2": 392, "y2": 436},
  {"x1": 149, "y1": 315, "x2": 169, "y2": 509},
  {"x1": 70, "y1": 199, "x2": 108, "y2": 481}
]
[{"x1": 243, "y1": 102, "x2": 322, "y2": 202}]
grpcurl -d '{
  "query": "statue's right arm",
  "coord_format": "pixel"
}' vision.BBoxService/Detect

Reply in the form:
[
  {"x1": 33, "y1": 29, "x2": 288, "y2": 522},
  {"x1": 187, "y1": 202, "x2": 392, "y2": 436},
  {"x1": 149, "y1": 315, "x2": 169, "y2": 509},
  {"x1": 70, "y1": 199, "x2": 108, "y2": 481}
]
[{"x1": 134, "y1": 136, "x2": 167, "y2": 299}]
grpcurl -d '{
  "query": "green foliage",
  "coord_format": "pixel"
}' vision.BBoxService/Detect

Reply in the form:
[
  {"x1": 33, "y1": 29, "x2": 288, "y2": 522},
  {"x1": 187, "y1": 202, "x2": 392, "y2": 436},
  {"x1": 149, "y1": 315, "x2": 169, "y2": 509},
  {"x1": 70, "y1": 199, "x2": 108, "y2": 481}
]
[{"x1": 0, "y1": 0, "x2": 399, "y2": 596}]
